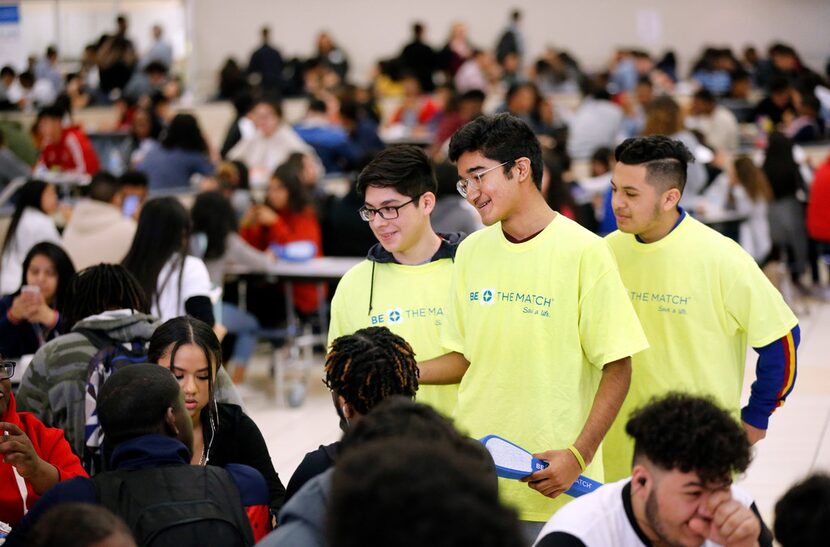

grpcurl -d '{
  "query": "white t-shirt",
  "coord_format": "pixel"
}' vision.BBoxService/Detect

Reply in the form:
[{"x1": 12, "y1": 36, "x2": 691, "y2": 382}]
[
  {"x1": 152, "y1": 255, "x2": 212, "y2": 322},
  {"x1": 534, "y1": 479, "x2": 765, "y2": 547},
  {"x1": 0, "y1": 207, "x2": 62, "y2": 295}
]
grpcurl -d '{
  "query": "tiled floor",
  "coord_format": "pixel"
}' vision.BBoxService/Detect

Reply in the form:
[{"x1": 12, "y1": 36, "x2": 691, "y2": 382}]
[{"x1": 245, "y1": 294, "x2": 830, "y2": 524}]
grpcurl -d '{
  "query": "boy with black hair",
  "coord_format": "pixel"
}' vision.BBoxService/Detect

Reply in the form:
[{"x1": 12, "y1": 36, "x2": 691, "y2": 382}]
[
  {"x1": 688, "y1": 88, "x2": 739, "y2": 152},
  {"x1": 7, "y1": 364, "x2": 269, "y2": 546},
  {"x1": 603, "y1": 135, "x2": 798, "y2": 482},
  {"x1": 118, "y1": 170, "x2": 148, "y2": 218},
  {"x1": 419, "y1": 113, "x2": 648, "y2": 534},
  {"x1": 330, "y1": 438, "x2": 524, "y2": 547},
  {"x1": 328, "y1": 145, "x2": 463, "y2": 417},
  {"x1": 261, "y1": 396, "x2": 504, "y2": 547},
  {"x1": 34, "y1": 105, "x2": 100, "y2": 175},
  {"x1": 62, "y1": 171, "x2": 137, "y2": 269},
  {"x1": 16, "y1": 264, "x2": 242, "y2": 459},
  {"x1": 284, "y1": 326, "x2": 420, "y2": 499},
  {"x1": 28, "y1": 503, "x2": 135, "y2": 547},
  {"x1": 293, "y1": 99, "x2": 354, "y2": 173},
  {"x1": 535, "y1": 393, "x2": 772, "y2": 547},
  {"x1": 753, "y1": 76, "x2": 795, "y2": 130},
  {"x1": 774, "y1": 473, "x2": 830, "y2": 547}
]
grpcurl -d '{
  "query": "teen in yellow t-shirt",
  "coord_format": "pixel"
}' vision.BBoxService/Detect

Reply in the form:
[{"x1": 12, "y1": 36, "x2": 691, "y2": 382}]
[
  {"x1": 328, "y1": 145, "x2": 461, "y2": 416},
  {"x1": 602, "y1": 136, "x2": 799, "y2": 483},
  {"x1": 420, "y1": 114, "x2": 648, "y2": 530}
]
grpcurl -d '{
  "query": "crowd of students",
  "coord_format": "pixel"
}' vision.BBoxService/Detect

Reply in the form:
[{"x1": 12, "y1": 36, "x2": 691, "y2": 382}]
[
  {"x1": 0, "y1": 114, "x2": 824, "y2": 546},
  {"x1": 0, "y1": 9, "x2": 828, "y2": 547},
  {"x1": 1, "y1": 15, "x2": 829, "y2": 297}
]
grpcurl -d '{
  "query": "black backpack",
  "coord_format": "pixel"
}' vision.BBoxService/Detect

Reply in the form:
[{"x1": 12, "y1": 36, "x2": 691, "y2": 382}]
[
  {"x1": 78, "y1": 328, "x2": 152, "y2": 475},
  {"x1": 92, "y1": 464, "x2": 255, "y2": 547}
]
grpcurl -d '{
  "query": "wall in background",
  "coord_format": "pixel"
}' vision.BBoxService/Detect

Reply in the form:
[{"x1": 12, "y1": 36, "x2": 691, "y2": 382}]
[
  {"x1": 13, "y1": 0, "x2": 830, "y2": 98},
  {"x1": 190, "y1": 0, "x2": 830, "y2": 92}
]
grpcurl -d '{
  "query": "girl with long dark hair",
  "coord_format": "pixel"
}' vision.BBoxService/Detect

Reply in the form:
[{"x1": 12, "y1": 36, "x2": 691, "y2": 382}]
[
  {"x1": 122, "y1": 196, "x2": 214, "y2": 325},
  {"x1": 0, "y1": 242, "x2": 75, "y2": 356},
  {"x1": 191, "y1": 191, "x2": 273, "y2": 383},
  {"x1": 137, "y1": 112, "x2": 214, "y2": 191},
  {"x1": 240, "y1": 161, "x2": 323, "y2": 317},
  {"x1": 763, "y1": 132, "x2": 809, "y2": 286},
  {"x1": 148, "y1": 316, "x2": 285, "y2": 517},
  {"x1": 0, "y1": 180, "x2": 61, "y2": 295}
]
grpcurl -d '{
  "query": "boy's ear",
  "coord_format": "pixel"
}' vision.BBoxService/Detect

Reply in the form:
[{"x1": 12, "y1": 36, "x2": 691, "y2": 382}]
[
  {"x1": 514, "y1": 157, "x2": 532, "y2": 183},
  {"x1": 421, "y1": 191, "x2": 437, "y2": 214},
  {"x1": 163, "y1": 407, "x2": 180, "y2": 437}
]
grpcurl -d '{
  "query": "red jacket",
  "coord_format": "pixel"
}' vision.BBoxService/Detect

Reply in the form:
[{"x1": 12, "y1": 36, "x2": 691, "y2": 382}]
[
  {"x1": 391, "y1": 98, "x2": 440, "y2": 126},
  {"x1": 240, "y1": 207, "x2": 324, "y2": 314},
  {"x1": 807, "y1": 155, "x2": 830, "y2": 242},
  {"x1": 37, "y1": 126, "x2": 101, "y2": 175},
  {"x1": 0, "y1": 391, "x2": 87, "y2": 527}
]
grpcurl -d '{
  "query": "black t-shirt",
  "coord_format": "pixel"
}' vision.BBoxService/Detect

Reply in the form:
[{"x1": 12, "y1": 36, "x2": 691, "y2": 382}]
[
  {"x1": 204, "y1": 402, "x2": 287, "y2": 514},
  {"x1": 284, "y1": 441, "x2": 340, "y2": 502}
]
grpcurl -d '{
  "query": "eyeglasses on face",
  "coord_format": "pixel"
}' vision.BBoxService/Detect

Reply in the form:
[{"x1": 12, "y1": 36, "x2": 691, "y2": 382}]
[
  {"x1": 0, "y1": 361, "x2": 15, "y2": 380},
  {"x1": 358, "y1": 197, "x2": 418, "y2": 222},
  {"x1": 456, "y1": 160, "x2": 513, "y2": 198}
]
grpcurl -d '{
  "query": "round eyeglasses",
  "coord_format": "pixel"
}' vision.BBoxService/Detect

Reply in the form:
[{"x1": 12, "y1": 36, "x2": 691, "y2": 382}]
[{"x1": 456, "y1": 160, "x2": 513, "y2": 198}]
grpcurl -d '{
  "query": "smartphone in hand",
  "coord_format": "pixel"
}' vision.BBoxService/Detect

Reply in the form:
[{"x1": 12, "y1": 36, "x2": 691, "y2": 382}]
[
  {"x1": 21, "y1": 285, "x2": 40, "y2": 297},
  {"x1": 123, "y1": 195, "x2": 140, "y2": 218}
]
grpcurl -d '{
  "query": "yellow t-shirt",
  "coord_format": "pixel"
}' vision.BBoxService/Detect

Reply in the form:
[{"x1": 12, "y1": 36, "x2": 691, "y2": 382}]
[
  {"x1": 602, "y1": 215, "x2": 798, "y2": 482},
  {"x1": 442, "y1": 214, "x2": 649, "y2": 522},
  {"x1": 329, "y1": 258, "x2": 459, "y2": 416}
]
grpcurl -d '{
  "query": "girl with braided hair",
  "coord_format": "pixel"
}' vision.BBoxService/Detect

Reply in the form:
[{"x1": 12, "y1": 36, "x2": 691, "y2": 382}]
[{"x1": 283, "y1": 326, "x2": 419, "y2": 501}]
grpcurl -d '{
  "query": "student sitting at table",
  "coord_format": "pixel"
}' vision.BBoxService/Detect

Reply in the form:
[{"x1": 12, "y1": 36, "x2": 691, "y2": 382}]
[
  {"x1": 0, "y1": 180, "x2": 62, "y2": 295},
  {"x1": 32, "y1": 105, "x2": 100, "y2": 176},
  {"x1": 149, "y1": 316, "x2": 286, "y2": 518},
  {"x1": 0, "y1": 242, "x2": 75, "y2": 358},
  {"x1": 700, "y1": 156, "x2": 773, "y2": 263},
  {"x1": 14, "y1": 264, "x2": 242, "y2": 463},
  {"x1": 226, "y1": 99, "x2": 316, "y2": 186},
  {"x1": 191, "y1": 191, "x2": 274, "y2": 384},
  {"x1": 0, "y1": 358, "x2": 87, "y2": 529},
  {"x1": 122, "y1": 197, "x2": 215, "y2": 326},
  {"x1": 387, "y1": 74, "x2": 440, "y2": 139},
  {"x1": 137, "y1": 113, "x2": 214, "y2": 191},
  {"x1": 61, "y1": 171, "x2": 137, "y2": 270},
  {"x1": 240, "y1": 162, "x2": 323, "y2": 319}
]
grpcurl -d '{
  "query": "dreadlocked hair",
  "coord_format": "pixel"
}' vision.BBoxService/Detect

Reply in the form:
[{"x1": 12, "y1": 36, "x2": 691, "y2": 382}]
[
  {"x1": 61, "y1": 264, "x2": 150, "y2": 331},
  {"x1": 324, "y1": 326, "x2": 419, "y2": 415}
]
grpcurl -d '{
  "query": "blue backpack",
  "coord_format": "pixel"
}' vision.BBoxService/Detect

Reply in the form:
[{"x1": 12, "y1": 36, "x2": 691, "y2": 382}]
[{"x1": 79, "y1": 328, "x2": 151, "y2": 475}]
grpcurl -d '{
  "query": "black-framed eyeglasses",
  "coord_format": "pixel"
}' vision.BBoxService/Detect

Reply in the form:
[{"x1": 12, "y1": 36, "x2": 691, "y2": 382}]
[
  {"x1": 456, "y1": 160, "x2": 514, "y2": 198},
  {"x1": 358, "y1": 197, "x2": 418, "y2": 222},
  {"x1": 0, "y1": 361, "x2": 15, "y2": 380}
]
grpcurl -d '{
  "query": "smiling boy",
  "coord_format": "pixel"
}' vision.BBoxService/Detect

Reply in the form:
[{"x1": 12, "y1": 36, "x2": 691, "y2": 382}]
[
  {"x1": 328, "y1": 145, "x2": 462, "y2": 416},
  {"x1": 418, "y1": 113, "x2": 648, "y2": 535},
  {"x1": 602, "y1": 136, "x2": 798, "y2": 483}
]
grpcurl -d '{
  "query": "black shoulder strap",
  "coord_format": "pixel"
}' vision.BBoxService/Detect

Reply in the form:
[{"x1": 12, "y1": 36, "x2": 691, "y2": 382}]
[{"x1": 74, "y1": 327, "x2": 114, "y2": 351}]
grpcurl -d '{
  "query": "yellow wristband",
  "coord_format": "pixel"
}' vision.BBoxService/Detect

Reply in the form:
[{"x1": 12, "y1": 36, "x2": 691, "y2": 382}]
[{"x1": 567, "y1": 444, "x2": 587, "y2": 472}]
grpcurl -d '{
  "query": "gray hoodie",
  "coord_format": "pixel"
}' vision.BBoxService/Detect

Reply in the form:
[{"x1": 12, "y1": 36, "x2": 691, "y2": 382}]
[
  {"x1": 15, "y1": 310, "x2": 241, "y2": 457},
  {"x1": 258, "y1": 468, "x2": 332, "y2": 547}
]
